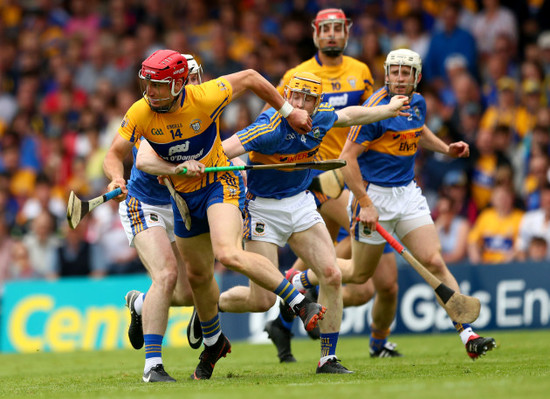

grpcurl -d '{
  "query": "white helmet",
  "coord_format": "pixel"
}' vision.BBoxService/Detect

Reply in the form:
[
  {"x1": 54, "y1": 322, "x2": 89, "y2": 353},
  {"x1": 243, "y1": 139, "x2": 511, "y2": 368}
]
[
  {"x1": 384, "y1": 49, "x2": 422, "y2": 92},
  {"x1": 182, "y1": 54, "x2": 203, "y2": 83}
]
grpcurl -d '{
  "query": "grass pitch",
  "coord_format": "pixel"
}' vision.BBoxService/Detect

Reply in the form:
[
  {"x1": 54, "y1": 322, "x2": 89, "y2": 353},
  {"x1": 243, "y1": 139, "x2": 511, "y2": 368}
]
[{"x1": 1, "y1": 330, "x2": 549, "y2": 399}]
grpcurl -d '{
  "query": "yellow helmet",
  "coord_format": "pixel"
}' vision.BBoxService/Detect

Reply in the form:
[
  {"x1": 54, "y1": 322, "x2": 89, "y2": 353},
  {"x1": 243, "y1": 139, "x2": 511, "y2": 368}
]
[{"x1": 284, "y1": 72, "x2": 323, "y2": 115}]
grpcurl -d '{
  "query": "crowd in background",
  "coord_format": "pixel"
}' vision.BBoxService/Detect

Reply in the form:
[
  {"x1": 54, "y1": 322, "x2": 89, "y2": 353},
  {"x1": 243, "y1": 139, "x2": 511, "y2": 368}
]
[{"x1": 1, "y1": 0, "x2": 550, "y2": 288}]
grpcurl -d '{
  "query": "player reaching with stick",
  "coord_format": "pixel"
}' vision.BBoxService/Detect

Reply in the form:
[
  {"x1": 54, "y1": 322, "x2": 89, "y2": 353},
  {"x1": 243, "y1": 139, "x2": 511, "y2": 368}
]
[
  {"x1": 121, "y1": 49, "x2": 326, "y2": 381},
  {"x1": 264, "y1": 8, "x2": 402, "y2": 362},
  {"x1": 287, "y1": 49, "x2": 496, "y2": 360},
  {"x1": 138, "y1": 71, "x2": 410, "y2": 373}
]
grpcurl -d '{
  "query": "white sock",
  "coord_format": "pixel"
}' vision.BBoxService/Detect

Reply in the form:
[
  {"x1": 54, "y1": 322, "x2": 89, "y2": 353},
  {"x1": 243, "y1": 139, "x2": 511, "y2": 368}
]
[
  {"x1": 203, "y1": 330, "x2": 222, "y2": 347},
  {"x1": 134, "y1": 293, "x2": 145, "y2": 315},
  {"x1": 291, "y1": 273, "x2": 306, "y2": 291},
  {"x1": 459, "y1": 327, "x2": 476, "y2": 345},
  {"x1": 144, "y1": 357, "x2": 162, "y2": 374},
  {"x1": 288, "y1": 292, "x2": 305, "y2": 309}
]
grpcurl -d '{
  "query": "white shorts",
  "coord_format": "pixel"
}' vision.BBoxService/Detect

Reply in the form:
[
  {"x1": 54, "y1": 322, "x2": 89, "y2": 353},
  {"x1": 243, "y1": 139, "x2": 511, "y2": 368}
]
[
  {"x1": 348, "y1": 181, "x2": 433, "y2": 245},
  {"x1": 244, "y1": 191, "x2": 325, "y2": 247},
  {"x1": 119, "y1": 197, "x2": 175, "y2": 247}
]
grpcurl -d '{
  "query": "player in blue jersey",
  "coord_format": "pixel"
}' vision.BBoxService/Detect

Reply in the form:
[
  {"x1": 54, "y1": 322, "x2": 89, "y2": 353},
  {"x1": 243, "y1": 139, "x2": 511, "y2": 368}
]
[
  {"x1": 103, "y1": 55, "x2": 202, "y2": 383},
  {"x1": 214, "y1": 71, "x2": 409, "y2": 373},
  {"x1": 121, "y1": 49, "x2": 326, "y2": 381},
  {"x1": 293, "y1": 49, "x2": 497, "y2": 360},
  {"x1": 265, "y1": 8, "x2": 403, "y2": 363}
]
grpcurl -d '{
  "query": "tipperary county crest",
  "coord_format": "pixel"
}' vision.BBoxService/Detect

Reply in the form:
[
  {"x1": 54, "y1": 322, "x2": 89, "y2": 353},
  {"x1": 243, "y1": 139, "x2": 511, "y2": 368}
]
[
  {"x1": 190, "y1": 119, "x2": 201, "y2": 132},
  {"x1": 254, "y1": 222, "x2": 266, "y2": 235},
  {"x1": 312, "y1": 127, "x2": 321, "y2": 139}
]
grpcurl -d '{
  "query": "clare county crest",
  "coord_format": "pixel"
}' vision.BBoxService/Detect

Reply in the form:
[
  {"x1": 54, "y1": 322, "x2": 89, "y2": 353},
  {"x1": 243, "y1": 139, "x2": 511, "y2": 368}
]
[
  {"x1": 254, "y1": 222, "x2": 266, "y2": 236},
  {"x1": 190, "y1": 119, "x2": 201, "y2": 132},
  {"x1": 348, "y1": 78, "x2": 356, "y2": 89}
]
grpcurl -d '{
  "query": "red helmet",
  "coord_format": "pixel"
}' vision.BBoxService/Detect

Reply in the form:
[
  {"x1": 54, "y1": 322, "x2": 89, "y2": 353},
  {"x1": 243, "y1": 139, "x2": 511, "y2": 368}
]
[
  {"x1": 139, "y1": 50, "x2": 189, "y2": 112},
  {"x1": 312, "y1": 8, "x2": 352, "y2": 32},
  {"x1": 139, "y1": 50, "x2": 189, "y2": 95}
]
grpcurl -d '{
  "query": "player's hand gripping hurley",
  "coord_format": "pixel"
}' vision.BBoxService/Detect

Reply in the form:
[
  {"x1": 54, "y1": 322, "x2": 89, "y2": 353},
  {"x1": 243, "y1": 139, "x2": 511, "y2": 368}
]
[
  {"x1": 66, "y1": 188, "x2": 122, "y2": 229},
  {"x1": 375, "y1": 222, "x2": 480, "y2": 323}
]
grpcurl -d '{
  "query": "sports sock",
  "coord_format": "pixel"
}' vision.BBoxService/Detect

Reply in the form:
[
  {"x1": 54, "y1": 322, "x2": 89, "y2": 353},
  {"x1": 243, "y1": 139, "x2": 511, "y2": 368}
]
[
  {"x1": 144, "y1": 334, "x2": 163, "y2": 373},
  {"x1": 134, "y1": 292, "x2": 145, "y2": 315},
  {"x1": 291, "y1": 271, "x2": 314, "y2": 291},
  {"x1": 319, "y1": 332, "x2": 339, "y2": 367},
  {"x1": 201, "y1": 314, "x2": 222, "y2": 346},
  {"x1": 274, "y1": 279, "x2": 305, "y2": 309},
  {"x1": 370, "y1": 324, "x2": 390, "y2": 352},
  {"x1": 278, "y1": 314, "x2": 294, "y2": 331},
  {"x1": 453, "y1": 322, "x2": 475, "y2": 345}
]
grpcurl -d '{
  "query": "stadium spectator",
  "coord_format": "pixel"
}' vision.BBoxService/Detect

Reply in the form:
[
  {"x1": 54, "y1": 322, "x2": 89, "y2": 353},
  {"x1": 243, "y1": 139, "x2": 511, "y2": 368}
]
[
  {"x1": 516, "y1": 182, "x2": 550, "y2": 261},
  {"x1": 21, "y1": 212, "x2": 59, "y2": 279},
  {"x1": 434, "y1": 194, "x2": 470, "y2": 264},
  {"x1": 468, "y1": 184, "x2": 524, "y2": 264}
]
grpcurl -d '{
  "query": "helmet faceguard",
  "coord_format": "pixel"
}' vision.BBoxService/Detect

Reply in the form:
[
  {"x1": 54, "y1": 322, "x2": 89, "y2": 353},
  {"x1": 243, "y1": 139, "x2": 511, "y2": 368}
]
[
  {"x1": 312, "y1": 8, "x2": 352, "y2": 57},
  {"x1": 139, "y1": 50, "x2": 189, "y2": 113},
  {"x1": 284, "y1": 72, "x2": 323, "y2": 116},
  {"x1": 183, "y1": 53, "x2": 203, "y2": 85},
  {"x1": 384, "y1": 49, "x2": 422, "y2": 97}
]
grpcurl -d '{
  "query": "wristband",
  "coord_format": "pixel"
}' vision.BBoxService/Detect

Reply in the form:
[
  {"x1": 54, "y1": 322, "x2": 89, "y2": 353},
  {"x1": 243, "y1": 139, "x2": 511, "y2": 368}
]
[
  {"x1": 278, "y1": 101, "x2": 294, "y2": 118},
  {"x1": 357, "y1": 195, "x2": 373, "y2": 209}
]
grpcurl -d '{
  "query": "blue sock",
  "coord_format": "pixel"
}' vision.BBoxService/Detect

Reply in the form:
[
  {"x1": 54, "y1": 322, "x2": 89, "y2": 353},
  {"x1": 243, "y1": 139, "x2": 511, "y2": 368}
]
[
  {"x1": 320, "y1": 332, "x2": 339, "y2": 357},
  {"x1": 201, "y1": 314, "x2": 222, "y2": 346},
  {"x1": 144, "y1": 334, "x2": 163, "y2": 360},
  {"x1": 274, "y1": 279, "x2": 302, "y2": 308},
  {"x1": 453, "y1": 322, "x2": 471, "y2": 333},
  {"x1": 300, "y1": 270, "x2": 314, "y2": 289},
  {"x1": 278, "y1": 314, "x2": 294, "y2": 331}
]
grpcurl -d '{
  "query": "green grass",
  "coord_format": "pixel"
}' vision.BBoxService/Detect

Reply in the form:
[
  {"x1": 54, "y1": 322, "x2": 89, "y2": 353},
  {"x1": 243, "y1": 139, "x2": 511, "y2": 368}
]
[{"x1": 1, "y1": 330, "x2": 549, "y2": 399}]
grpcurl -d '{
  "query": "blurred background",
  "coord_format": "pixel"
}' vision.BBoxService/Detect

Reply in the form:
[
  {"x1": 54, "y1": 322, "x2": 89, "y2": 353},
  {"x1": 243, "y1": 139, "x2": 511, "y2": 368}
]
[{"x1": 1, "y1": 0, "x2": 550, "y2": 352}]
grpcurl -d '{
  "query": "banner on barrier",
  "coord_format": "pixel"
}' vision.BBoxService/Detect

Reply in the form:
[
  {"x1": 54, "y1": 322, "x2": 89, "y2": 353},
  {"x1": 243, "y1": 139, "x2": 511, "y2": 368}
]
[{"x1": 1, "y1": 263, "x2": 549, "y2": 353}]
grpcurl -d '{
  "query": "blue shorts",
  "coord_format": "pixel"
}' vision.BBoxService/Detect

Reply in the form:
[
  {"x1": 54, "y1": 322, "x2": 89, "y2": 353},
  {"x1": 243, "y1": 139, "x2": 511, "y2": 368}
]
[{"x1": 172, "y1": 172, "x2": 245, "y2": 238}]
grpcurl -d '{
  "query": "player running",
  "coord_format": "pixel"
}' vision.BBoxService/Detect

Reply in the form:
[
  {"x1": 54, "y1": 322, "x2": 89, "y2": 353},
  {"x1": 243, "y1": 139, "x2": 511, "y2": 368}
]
[
  {"x1": 264, "y1": 8, "x2": 402, "y2": 362},
  {"x1": 104, "y1": 54, "x2": 202, "y2": 383},
  {"x1": 288, "y1": 49, "x2": 497, "y2": 360},
  {"x1": 123, "y1": 49, "x2": 326, "y2": 381}
]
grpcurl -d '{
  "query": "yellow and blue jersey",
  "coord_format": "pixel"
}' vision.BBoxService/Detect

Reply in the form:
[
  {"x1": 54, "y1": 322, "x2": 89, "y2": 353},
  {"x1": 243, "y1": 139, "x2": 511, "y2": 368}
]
[
  {"x1": 348, "y1": 87, "x2": 425, "y2": 187},
  {"x1": 118, "y1": 78, "x2": 234, "y2": 194},
  {"x1": 277, "y1": 54, "x2": 373, "y2": 160},
  {"x1": 468, "y1": 208, "x2": 524, "y2": 264},
  {"x1": 237, "y1": 103, "x2": 338, "y2": 199}
]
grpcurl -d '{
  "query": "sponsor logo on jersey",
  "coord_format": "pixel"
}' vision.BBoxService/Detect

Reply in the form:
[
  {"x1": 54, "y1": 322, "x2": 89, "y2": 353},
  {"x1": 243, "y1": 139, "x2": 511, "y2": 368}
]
[
  {"x1": 327, "y1": 93, "x2": 349, "y2": 107},
  {"x1": 168, "y1": 140, "x2": 190, "y2": 155}
]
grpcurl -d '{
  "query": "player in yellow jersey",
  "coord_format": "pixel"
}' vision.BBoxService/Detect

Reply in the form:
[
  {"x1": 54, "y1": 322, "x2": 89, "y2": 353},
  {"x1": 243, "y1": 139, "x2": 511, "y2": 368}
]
[
  {"x1": 104, "y1": 49, "x2": 326, "y2": 381},
  {"x1": 265, "y1": 8, "x2": 402, "y2": 362}
]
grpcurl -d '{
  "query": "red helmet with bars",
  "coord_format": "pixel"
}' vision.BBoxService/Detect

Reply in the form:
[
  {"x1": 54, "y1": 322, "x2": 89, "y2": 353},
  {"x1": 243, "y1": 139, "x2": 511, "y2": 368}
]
[
  {"x1": 311, "y1": 8, "x2": 352, "y2": 57},
  {"x1": 139, "y1": 50, "x2": 189, "y2": 94}
]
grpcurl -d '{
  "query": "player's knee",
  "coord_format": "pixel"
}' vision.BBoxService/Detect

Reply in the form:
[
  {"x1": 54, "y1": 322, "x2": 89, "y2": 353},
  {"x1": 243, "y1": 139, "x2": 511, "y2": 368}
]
[
  {"x1": 319, "y1": 264, "x2": 342, "y2": 288},
  {"x1": 215, "y1": 247, "x2": 244, "y2": 272},
  {"x1": 376, "y1": 280, "x2": 399, "y2": 300},
  {"x1": 347, "y1": 271, "x2": 370, "y2": 285},
  {"x1": 187, "y1": 268, "x2": 214, "y2": 288}
]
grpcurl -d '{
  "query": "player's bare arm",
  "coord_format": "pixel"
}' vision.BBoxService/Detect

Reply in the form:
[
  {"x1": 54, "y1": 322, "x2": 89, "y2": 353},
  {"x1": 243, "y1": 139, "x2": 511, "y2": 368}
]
[
  {"x1": 223, "y1": 69, "x2": 312, "y2": 134},
  {"x1": 419, "y1": 124, "x2": 470, "y2": 158},
  {"x1": 135, "y1": 139, "x2": 205, "y2": 178},
  {"x1": 103, "y1": 134, "x2": 135, "y2": 200},
  {"x1": 339, "y1": 139, "x2": 378, "y2": 231},
  {"x1": 222, "y1": 134, "x2": 247, "y2": 159},
  {"x1": 333, "y1": 95, "x2": 410, "y2": 127}
]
